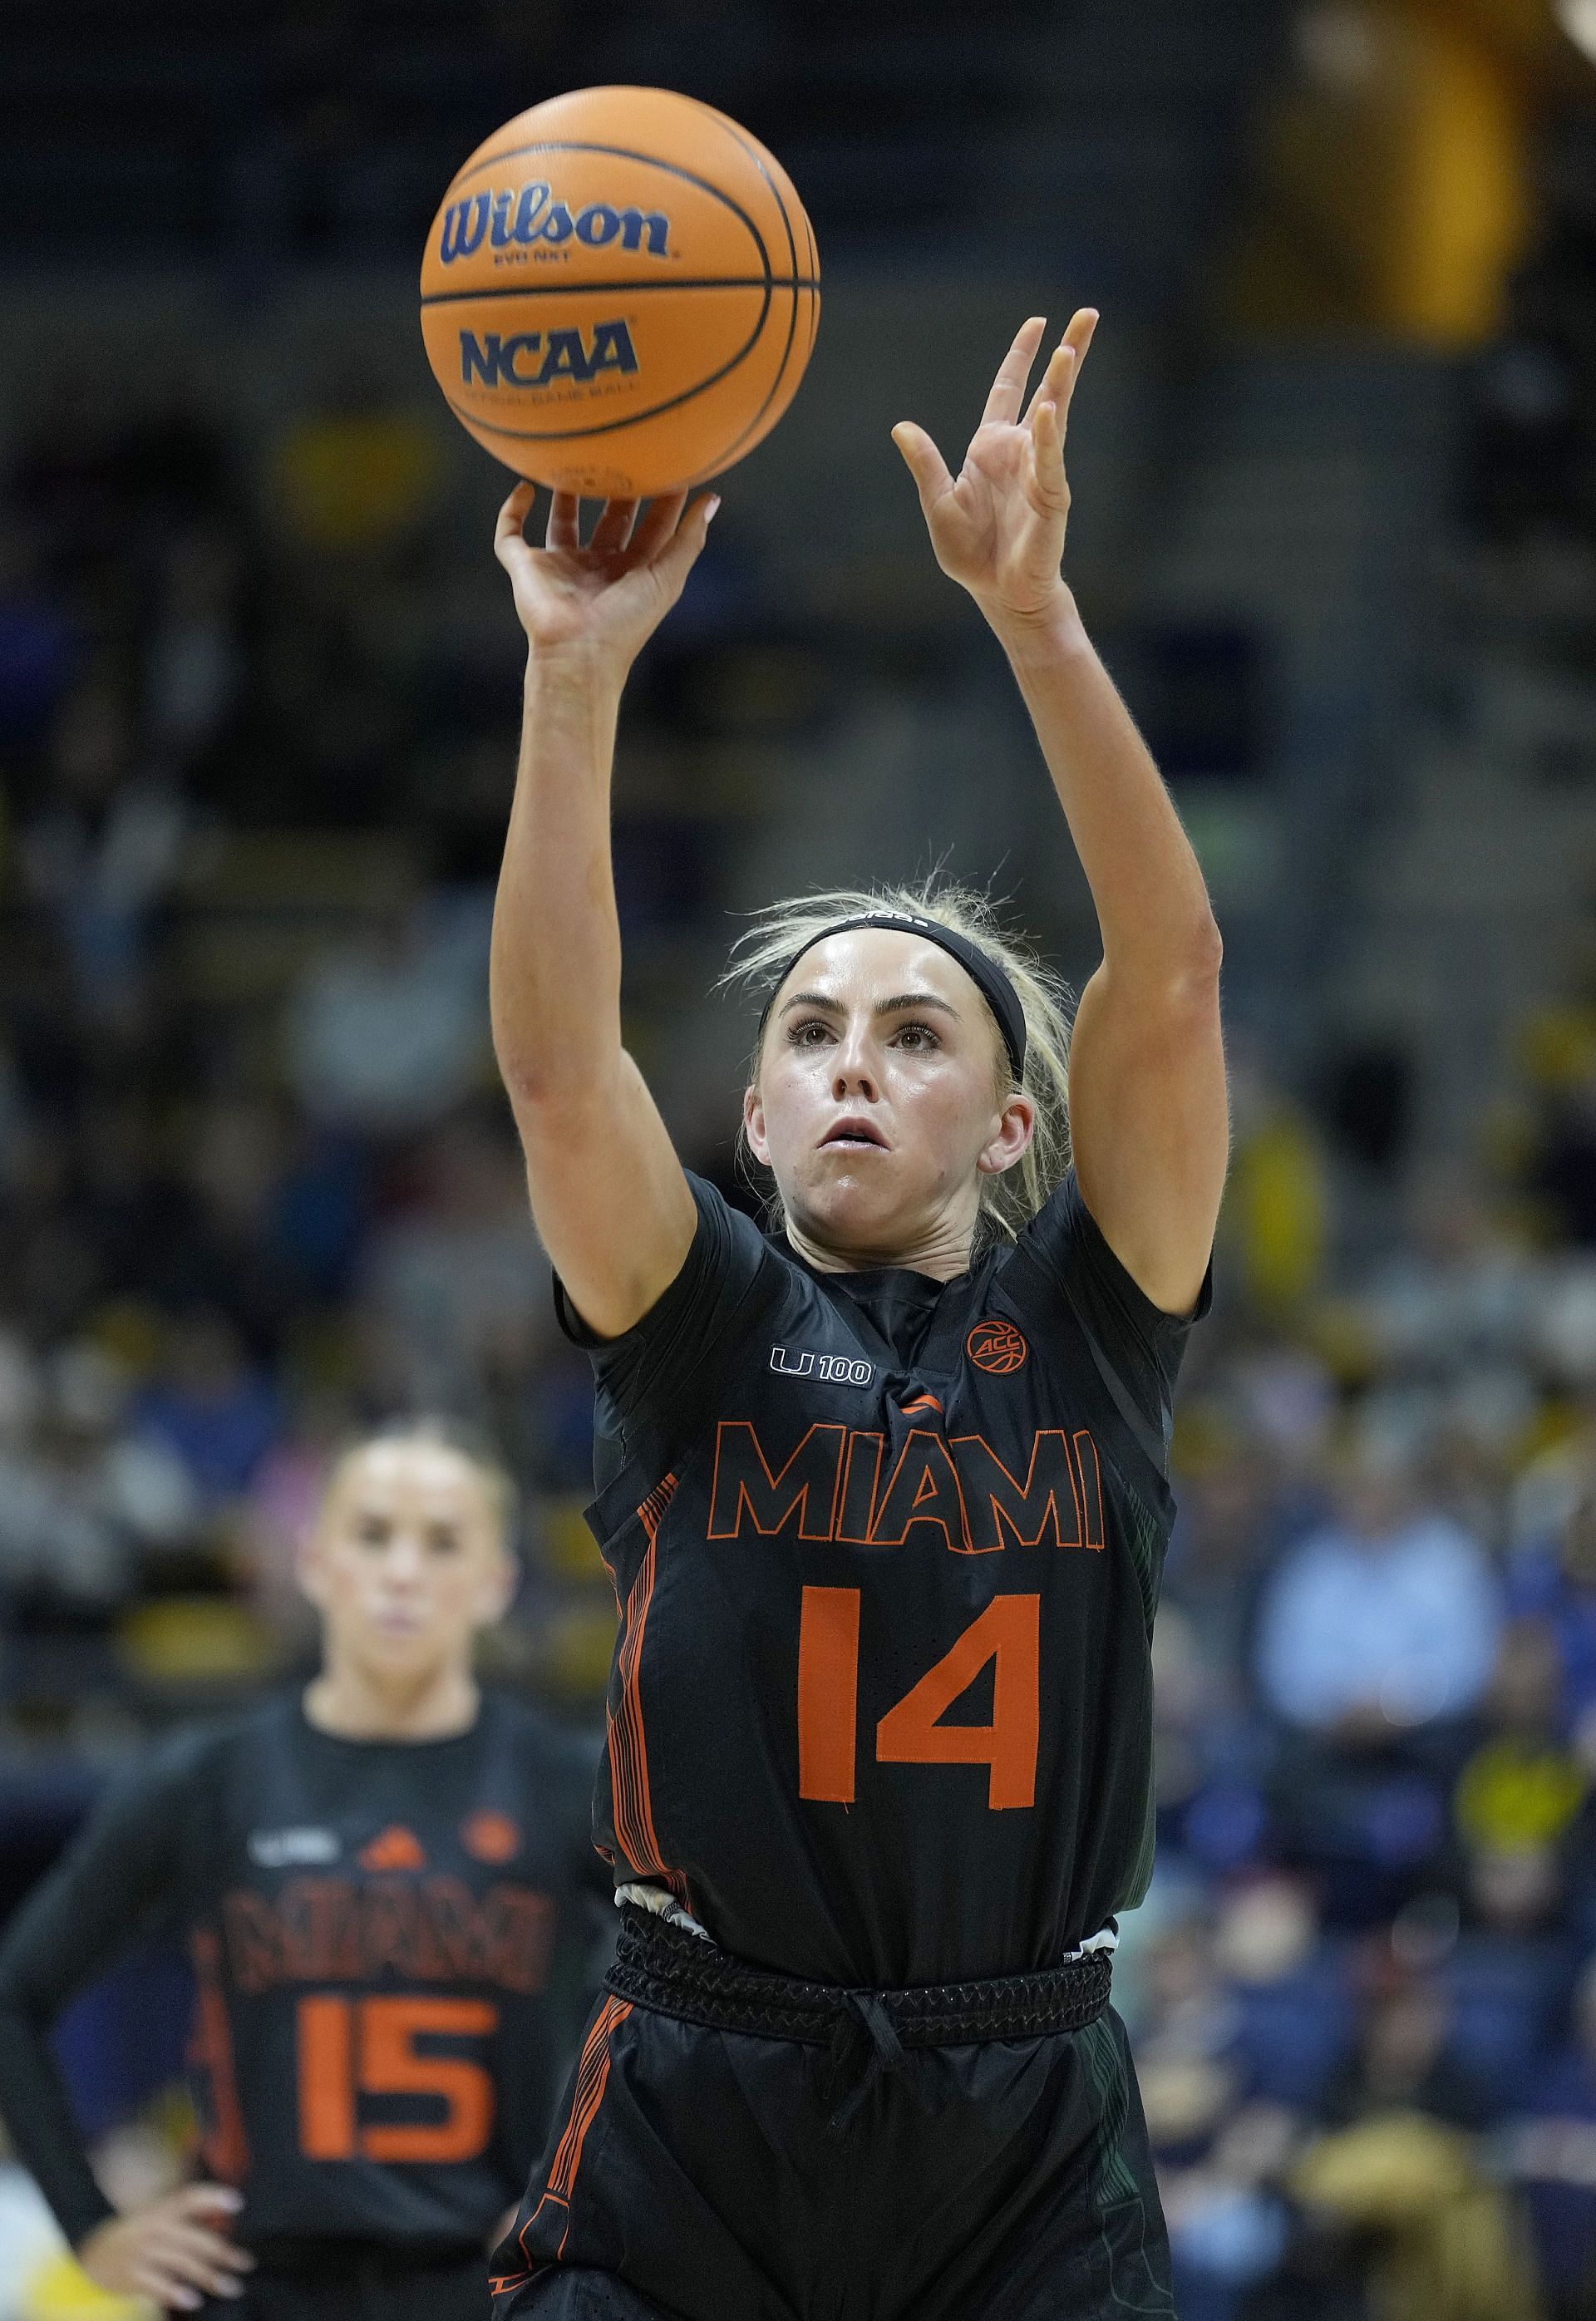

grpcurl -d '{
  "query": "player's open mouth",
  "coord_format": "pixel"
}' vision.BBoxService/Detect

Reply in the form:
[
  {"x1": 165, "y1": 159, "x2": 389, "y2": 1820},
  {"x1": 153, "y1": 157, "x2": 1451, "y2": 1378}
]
[{"x1": 820, "y1": 1119, "x2": 888, "y2": 1150}]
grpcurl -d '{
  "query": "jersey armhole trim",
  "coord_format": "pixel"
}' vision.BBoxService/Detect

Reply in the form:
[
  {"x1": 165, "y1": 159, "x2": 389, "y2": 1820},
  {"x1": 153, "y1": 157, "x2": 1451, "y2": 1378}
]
[
  {"x1": 581, "y1": 1245, "x2": 802, "y2": 1538},
  {"x1": 999, "y1": 1243, "x2": 1175, "y2": 1498}
]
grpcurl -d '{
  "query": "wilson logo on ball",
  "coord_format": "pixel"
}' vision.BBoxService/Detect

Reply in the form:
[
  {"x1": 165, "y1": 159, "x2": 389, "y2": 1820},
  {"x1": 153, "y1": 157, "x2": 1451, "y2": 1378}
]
[
  {"x1": 966, "y1": 1318, "x2": 1029, "y2": 1375},
  {"x1": 460, "y1": 321, "x2": 639, "y2": 392},
  {"x1": 439, "y1": 183, "x2": 672, "y2": 264}
]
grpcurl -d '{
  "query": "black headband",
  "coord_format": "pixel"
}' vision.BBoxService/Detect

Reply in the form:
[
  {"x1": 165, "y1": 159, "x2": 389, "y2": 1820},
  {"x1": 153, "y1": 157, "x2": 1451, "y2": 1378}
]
[{"x1": 761, "y1": 912, "x2": 1027, "y2": 1084}]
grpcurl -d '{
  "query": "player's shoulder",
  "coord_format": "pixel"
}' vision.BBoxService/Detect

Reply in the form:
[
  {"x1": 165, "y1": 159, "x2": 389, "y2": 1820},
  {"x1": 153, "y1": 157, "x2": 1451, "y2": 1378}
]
[
  {"x1": 480, "y1": 1691, "x2": 600, "y2": 1784},
  {"x1": 564, "y1": 1171, "x2": 786, "y2": 1365},
  {"x1": 1002, "y1": 1169, "x2": 1210, "y2": 1346},
  {"x1": 682, "y1": 1170, "x2": 796, "y2": 1294},
  {"x1": 138, "y1": 1692, "x2": 301, "y2": 1792}
]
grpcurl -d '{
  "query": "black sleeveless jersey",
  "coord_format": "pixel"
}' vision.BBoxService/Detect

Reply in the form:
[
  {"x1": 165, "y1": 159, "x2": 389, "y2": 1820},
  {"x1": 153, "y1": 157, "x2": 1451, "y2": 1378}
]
[
  {"x1": 0, "y1": 1693, "x2": 603, "y2": 2254},
  {"x1": 564, "y1": 1171, "x2": 1209, "y2": 1989}
]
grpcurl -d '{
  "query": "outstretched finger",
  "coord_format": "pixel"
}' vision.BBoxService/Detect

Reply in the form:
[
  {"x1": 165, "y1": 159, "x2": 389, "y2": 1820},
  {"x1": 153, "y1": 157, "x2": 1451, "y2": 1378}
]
[
  {"x1": 1027, "y1": 399, "x2": 1069, "y2": 514},
  {"x1": 629, "y1": 488, "x2": 690, "y2": 562},
  {"x1": 139, "y1": 2272, "x2": 203, "y2": 2311},
  {"x1": 981, "y1": 317, "x2": 1047, "y2": 428},
  {"x1": 175, "y1": 2185, "x2": 244, "y2": 2219},
  {"x1": 494, "y1": 481, "x2": 537, "y2": 562},
  {"x1": 648, "y1": 490, "x2": 720, "y2": 594},
  {"x1": 589, "y1": 498, "x2": 641, "y2": 555},
  {"x1": 1025, "y1": 308, "x2": 1097, "y2": 433},
  {"x1": 890, "y1": 421, "x2": 956, "y2": 513},
  {"x1": 544, "y1": 491, "x2": 581, "y2": 552}
]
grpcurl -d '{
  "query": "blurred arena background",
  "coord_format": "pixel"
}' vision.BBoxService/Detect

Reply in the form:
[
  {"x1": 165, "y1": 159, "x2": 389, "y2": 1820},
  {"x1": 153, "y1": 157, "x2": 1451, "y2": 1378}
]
[{"x1": 2, "y1": 1, "x2": 1596, "y2": 2313}]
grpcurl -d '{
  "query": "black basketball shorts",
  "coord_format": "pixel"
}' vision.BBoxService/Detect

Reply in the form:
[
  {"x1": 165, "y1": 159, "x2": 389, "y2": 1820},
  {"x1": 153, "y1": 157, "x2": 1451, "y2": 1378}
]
[
  {"x1": 490, "y1": 1910, "x2": 1171, "y2": 2321},
  {"x1": 195, "y1": 2244, "x2": 488, "y2": 2321}
]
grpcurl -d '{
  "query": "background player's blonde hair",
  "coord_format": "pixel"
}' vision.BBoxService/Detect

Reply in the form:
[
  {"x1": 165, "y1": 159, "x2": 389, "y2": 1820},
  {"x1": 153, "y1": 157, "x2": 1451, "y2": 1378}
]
[
  {"x1": 722, "y1": 879, "x2": 1074, "y2": 1239},
  {"x1": 325, "y1": 1417, "x2": 520, "y2": 1551}
]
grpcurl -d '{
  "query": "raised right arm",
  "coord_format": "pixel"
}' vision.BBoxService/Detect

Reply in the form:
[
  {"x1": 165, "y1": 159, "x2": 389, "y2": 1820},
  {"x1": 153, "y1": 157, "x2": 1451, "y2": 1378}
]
[{"x1": 490, "y1": 484, "x2": 717, "y2": 1338}]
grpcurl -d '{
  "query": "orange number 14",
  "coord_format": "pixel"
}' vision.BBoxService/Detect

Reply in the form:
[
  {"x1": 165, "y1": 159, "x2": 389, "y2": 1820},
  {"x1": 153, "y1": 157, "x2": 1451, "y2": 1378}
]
[{"x1": 797, "y1": 1588, "x2": 1040, "y2": 1811}]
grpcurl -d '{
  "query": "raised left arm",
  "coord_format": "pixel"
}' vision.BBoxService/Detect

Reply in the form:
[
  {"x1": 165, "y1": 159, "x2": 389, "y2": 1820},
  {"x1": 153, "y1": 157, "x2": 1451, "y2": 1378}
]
[
  {"x1": 996, "y1": 594, "x2": 1225, "y2": 1315},
  {"x1": 894, "y1": 313, "x2": 1226, "y2": 1313}
]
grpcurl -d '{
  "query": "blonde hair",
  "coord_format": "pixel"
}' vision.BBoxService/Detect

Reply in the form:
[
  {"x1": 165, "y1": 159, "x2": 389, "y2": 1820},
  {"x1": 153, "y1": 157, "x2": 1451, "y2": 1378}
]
[
  {"x1": 325, "y1": 1417, "x2": 519, "y2": 1552},
  {"x1": 722, "y1": 879, "x2": 1074, "y2": 1239}
]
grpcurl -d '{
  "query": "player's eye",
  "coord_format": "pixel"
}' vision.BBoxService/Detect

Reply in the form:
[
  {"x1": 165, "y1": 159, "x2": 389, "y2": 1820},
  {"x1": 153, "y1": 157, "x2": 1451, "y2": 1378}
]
[
  {"x1": 786, "y1": 1017, "x2": 835, "y2": 1047},
  {"x1": 892, "y1": 1021, "x2": 940, "y2": 1052},
  {"x1": 425, "y1": 1525, "x2": 462, "y2": 1555},
  {"x1": 357, "y1": 1515, "x2": 391, "y2": 1548}
]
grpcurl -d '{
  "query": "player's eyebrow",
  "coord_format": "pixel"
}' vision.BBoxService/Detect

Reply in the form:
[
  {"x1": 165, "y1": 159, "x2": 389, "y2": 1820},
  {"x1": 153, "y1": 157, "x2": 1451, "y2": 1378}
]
[
  {"x1": 875, "y1": 991, "x2": 960, "y2": 1021},
  {"x1": 777, "y1": 989, "x2": 962, "y2": 1022}
]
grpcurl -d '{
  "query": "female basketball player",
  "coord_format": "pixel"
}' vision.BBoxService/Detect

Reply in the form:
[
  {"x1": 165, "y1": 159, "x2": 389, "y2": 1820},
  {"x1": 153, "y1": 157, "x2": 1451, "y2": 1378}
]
[
  {"x1": 0, "y1": 1421, "x2": 603, "y2": 2320},
  {"x1": 485, "y1": 311, "x2": 1227, "y2": 2320}
]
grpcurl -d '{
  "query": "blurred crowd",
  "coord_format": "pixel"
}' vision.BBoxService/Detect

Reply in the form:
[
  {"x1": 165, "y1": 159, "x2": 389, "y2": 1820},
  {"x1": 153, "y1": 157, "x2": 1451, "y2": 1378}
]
[
  {"x1": 1469, "y1": 107, "x2": 1596, "y2": 574},
  {"x1": 4, "y1": 342, "x2": 1596, "y2": 2321},
  {"x1": 1131, "y1": 1081, "x2": 1596, "y2": 2317},
  {"x1": 0, "y1": 365, "x2": 763, "y2": 1760}
]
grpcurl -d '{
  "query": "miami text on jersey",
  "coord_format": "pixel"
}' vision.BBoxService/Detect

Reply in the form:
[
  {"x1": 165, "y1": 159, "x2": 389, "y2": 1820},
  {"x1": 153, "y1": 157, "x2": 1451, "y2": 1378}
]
[
  {"x1": 221, "y1": 1877, "x2": 555, "y2": 1996},
  {"x1": 707, "y1": 1422, "x2": 1104, "y2": 1553}
]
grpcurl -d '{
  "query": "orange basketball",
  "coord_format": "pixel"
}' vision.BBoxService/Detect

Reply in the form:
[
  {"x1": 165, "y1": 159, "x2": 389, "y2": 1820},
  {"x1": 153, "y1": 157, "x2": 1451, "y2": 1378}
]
[{"x1": 420, "y1": 86, "x2": 819, "y2": 499}]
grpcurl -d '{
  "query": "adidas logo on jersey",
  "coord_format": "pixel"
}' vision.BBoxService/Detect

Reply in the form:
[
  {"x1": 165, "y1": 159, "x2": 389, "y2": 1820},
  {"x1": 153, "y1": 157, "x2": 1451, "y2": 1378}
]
[
  {"x1": 771, "y1": 1345, "x2": 874, "y2": 1387},
  {"x1": 359, "y1": 1825, "x2": 428, "y2": 1872},
  {"x1": 247, "y1": 1826, "x2": 340, "y2": 1869}
]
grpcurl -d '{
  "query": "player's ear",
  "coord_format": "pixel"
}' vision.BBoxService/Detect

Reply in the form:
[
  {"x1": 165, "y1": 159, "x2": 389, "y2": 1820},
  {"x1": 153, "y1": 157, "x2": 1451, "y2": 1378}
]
[
  {"x1": 743, "y1": 1081, "x2": 769, "y2": 1165},
  {"x1": 977, "y1": 1092, "x2": 1036, "y2": 1177}
]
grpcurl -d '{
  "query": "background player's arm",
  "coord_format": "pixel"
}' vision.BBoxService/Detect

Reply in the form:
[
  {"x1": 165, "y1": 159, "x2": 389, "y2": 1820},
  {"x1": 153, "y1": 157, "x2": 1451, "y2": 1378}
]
[
  {"x1": 491, "y1": 485, "x2": 717, "y2": 1338},
  {"x1": 0, "y1": 1760, "x2": 251, "y2": 2309},
  {"x1": 894, "y1": 314, "x2": 1227, "y2": 1316}
]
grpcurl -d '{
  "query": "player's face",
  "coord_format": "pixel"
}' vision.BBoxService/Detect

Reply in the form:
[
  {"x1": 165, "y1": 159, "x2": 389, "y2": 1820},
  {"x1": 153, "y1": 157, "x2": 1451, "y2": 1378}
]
[
  {"x1": 300, "y1": 1443, "x2": 513, "y2": 1681},
  {"x1": 745, "y1": 929, "x2": 1035, "y2": 1262}
]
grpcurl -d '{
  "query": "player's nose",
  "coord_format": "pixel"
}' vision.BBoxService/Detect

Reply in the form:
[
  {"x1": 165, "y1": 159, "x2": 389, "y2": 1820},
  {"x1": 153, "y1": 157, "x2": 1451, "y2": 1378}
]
[{"x1": 831, "y1": 1020, "x2": 879, "y2": 1101}]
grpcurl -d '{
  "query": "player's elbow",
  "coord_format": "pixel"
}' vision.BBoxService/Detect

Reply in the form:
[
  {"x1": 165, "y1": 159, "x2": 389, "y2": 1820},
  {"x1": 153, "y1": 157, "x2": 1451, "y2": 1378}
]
[
  {"x1": 1159, "y1": 915, "x2": 1224, "y2": 1027},
  {"x1": 497, "y1": 1052, "x2": 630, "y2": 1164},
  {"x1": 1178, "y1": 908, "x2": 1224, "y2": 984},
  {"x1": 1137, "y1": 920, "x2": 1223, "y2": 1029},
  {"x1": 493, "y1": 1032, "x2": 605, "y2": 1116},
  {"x1": 495, "y1": 1048, "x2": 564, "y2": 1113},
  {"x1": 1106, "y1": 907, "x2": 1222, "y2": 1003}
]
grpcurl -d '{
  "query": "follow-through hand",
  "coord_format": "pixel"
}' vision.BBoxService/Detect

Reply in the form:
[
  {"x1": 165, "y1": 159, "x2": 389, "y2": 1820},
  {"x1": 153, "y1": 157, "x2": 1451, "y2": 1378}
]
[{"x1": 892, "y1": 308, "x2": 1097, "y2": 628}]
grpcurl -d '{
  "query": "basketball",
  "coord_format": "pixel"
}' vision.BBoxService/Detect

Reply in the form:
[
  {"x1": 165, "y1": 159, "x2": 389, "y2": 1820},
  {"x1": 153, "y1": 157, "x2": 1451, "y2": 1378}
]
[{"x1": 419, "y1": 85, "x2": 820, "y2": 499}]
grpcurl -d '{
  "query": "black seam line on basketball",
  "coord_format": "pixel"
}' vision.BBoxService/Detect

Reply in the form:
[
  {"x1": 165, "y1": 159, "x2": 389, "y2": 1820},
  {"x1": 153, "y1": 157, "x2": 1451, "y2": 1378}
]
[
  {"x1": 676, "y1": 286, "x2": 817, "y2": 488},
  {"x1": 436, "y1": 139, "x2": 772, "y2": 283},
  {"x1": 704, "y1": 119, "x2": 803, "y2": 472},
  {"x1": 421, "y1": 277, "x2": 816, "y2": 307},
  {"x1": 802, "y1": 214, "x2": 821, "y2": 357},
  {"x1": 721, "y1": 116, "x2": 801, "y2": 286},
  {"x1": 699, "y1": 282, "x2": 809, "y2": 477},
  {"x1": 442, "y1": 279, "x2": 774, "y2": 441}
]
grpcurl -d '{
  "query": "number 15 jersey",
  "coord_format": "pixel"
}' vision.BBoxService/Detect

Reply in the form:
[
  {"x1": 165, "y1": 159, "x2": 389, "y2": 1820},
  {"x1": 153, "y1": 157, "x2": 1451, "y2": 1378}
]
[
  {"x1": 0, "y1": 1694, "x2": 603, "y2": 2254},
  {"x1": 564, "y1": 1170, "x2": 1210, "y2": 1990}
]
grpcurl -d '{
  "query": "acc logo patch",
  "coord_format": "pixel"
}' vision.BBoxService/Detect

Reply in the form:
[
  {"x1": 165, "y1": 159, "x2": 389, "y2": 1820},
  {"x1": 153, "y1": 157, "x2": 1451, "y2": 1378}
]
[
  {"x1": 966, "y1": 1317, "x2": 1028, "y2": 1374},
  {"x1": 461, "y1": 1809, "x2": 522, "y2": 1865}
]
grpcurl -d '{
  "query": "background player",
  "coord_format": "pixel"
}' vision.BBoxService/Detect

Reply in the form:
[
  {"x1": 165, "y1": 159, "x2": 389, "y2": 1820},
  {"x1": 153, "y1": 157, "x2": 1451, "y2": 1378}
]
[
  {"x1": 0, "y1": 1420, "x2": 603, "y2": 2319},
  {"x1": 483, "y1": 310, "x2": 1227, "y2": 2317}
]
